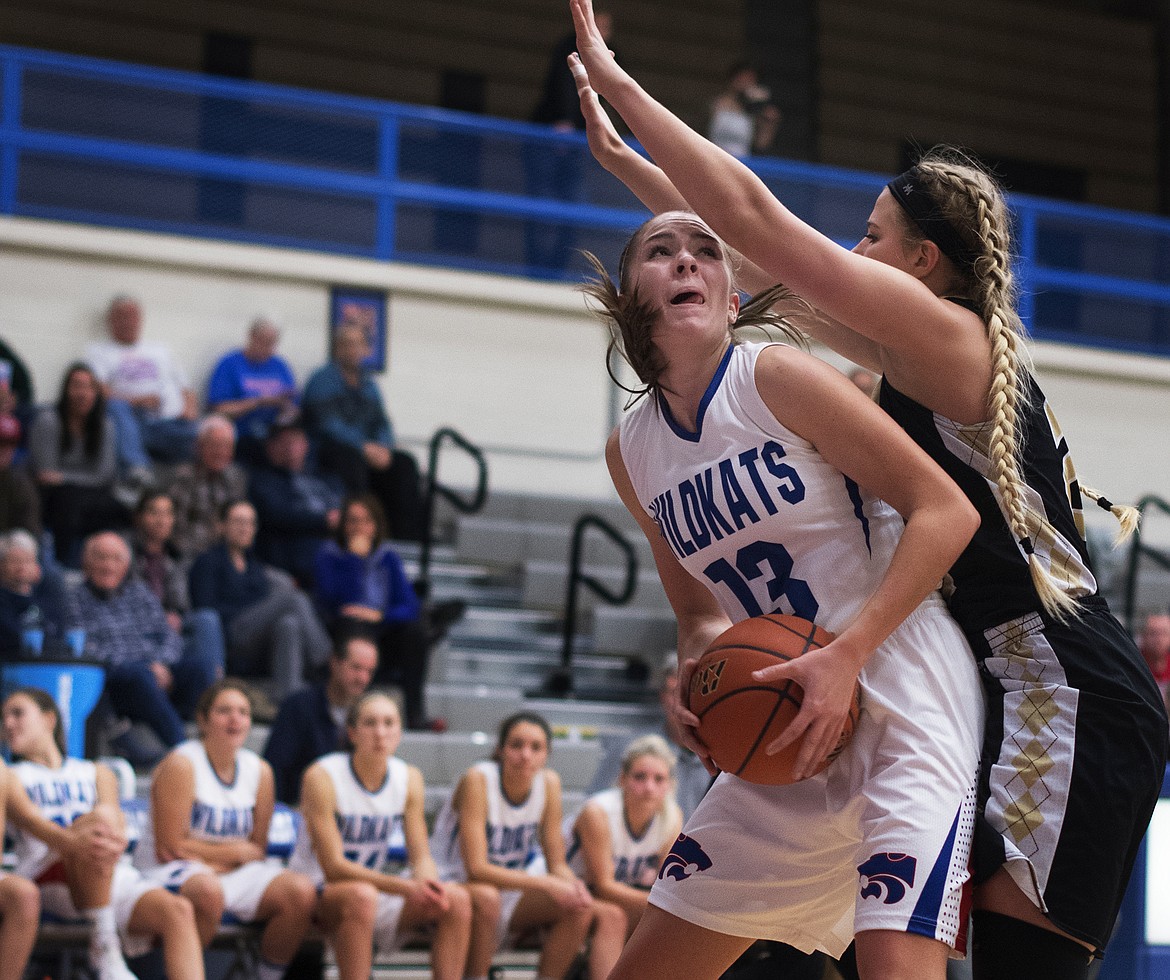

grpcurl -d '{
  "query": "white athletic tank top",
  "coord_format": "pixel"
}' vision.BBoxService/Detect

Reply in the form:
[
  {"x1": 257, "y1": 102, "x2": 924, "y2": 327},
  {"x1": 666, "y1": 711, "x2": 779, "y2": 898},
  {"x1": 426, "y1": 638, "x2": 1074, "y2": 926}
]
[
  {"x1": 136, "y1": 739, "x2": 262, "y2": 871},
  {"x1": 619, "y1": 342, "x2": 905, "y2": 633},
  {"x1": 288, "y1": 752, "x2": 410, "y2": 886},
  {"x1": 11, "y1": 757, "x2": 99, "y2": 879},
  {"x1": 431, "y1": 760, "x2": 547, "y2": 880},
  {"x1": 565, "y1": 787, "x2": 678, "y2": 888}
]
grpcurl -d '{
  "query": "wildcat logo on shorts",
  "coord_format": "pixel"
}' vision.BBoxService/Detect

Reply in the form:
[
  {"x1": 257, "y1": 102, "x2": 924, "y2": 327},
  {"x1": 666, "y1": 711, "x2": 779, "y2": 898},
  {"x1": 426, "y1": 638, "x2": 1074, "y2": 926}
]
[
  {"x1": 857, "y1": 853, "x2": 917, "y2": 905},
  {"x1": 694, "y1": 659, "x2": 726, "y2": 698},
  {"x1": 658, "y1": 833, "x2": 713, "y2": 882}
]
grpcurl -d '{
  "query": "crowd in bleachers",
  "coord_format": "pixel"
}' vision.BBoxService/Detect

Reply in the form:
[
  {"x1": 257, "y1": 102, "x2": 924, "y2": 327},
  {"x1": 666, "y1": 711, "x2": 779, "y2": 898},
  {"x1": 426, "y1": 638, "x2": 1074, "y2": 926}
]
[
  {"x1": 0, "y1": 296, "x2": 691, "y2": 980},
  {"x1": 0, "y1": 296, "x2": 458, "y2": 754}
]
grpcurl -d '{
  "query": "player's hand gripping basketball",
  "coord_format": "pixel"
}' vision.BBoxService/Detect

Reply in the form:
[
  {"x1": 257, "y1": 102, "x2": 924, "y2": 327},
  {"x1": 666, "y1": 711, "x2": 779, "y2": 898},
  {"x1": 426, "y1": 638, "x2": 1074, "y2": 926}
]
[
  {"x1": 751, "y1": 633, "x2": 866, "y2": 781},
  {"x1": 673, "y1": 655, "x2": 719, "y2": 776}
]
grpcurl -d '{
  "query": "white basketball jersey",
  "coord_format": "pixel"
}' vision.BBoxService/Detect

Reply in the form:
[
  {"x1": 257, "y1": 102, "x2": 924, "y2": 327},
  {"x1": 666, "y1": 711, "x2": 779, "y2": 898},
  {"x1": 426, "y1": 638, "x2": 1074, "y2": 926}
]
[
  {"x1": 11, "y1": 757, "x2": 99, "y2": 878},
  {"x1": 565, "y1": 787, "x2": 678, "y2": 888},
  {"x1": 431, "y1": 760, "x2": 546, "y2": 880},
  {"x1": 289, "y1": 752, "x2": 410, "y2": 886},
  {"x1": 619, "y1": 342, "x2": 905, "y2": 633},
  {"x1": 136, "y1": 740, "x2": 262, "y2": 871}
]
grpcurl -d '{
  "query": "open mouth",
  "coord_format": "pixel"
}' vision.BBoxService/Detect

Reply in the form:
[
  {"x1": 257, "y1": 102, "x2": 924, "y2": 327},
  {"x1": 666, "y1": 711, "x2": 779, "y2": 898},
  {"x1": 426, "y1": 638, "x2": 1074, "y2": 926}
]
[{"x1": 671, "y1": 290, "x2": 704, "y2": 305}]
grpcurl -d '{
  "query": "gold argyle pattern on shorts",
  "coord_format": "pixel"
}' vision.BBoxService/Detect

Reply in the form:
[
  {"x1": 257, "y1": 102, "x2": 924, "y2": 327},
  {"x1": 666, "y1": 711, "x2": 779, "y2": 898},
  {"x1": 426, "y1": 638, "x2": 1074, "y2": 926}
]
[{"x1": 988, "y1": 614, "x2": 1061, "y2": 855}]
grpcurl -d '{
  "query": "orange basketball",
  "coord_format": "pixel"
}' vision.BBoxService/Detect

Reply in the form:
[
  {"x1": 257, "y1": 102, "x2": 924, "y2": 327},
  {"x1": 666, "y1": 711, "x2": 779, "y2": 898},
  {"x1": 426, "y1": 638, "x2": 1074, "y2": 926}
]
[{"x1": 686, "y1": 613, "x2": 860, "y2": 785}]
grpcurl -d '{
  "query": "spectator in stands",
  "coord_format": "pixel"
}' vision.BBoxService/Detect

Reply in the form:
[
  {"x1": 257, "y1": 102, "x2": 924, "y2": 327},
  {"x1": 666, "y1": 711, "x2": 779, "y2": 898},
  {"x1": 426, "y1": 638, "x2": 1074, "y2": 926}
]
[
  {"x1": 0, "y1": 529, "x2": 69, "y2": 659},
  {"x1": 87, "y1": 295, "x2": 199, "y2": 465},
  {"x1": 290, "y1": 691, "x2": 474, "y2": 980},
  {"x1": 136, "y1": 679, "x2": 317, "y2": 980},
  {"x1": 263, "y1": 633, "x2": 378, "y2": 806},
  {"x1": 302, "y1": 321, "x2": 425, "y2": 542},
  {"x1": 0, "y1": 414, "x2": 40, "y2": 538},
  {"x1": 1139, "y1": 612, "x2": 1170, "y2": 698},
  {"x1": 69, "y1": 531, "x2": 221, "y2": 757},
  {"x1": 0, "y1": 758, "x2": 38, "y2": 980},
  {"x1": 431, "y1": 711, "x2": 626, "y2": 980},
  {"x1": 189, "y1": 499, "x2": 331, "y2": 703},
  {"x1": 526, "y1": 8, "x2": 617, "y2": 272},
  {"x1": 707, "y1": 61, "x2": 781, "y2": 159},
  {"x1": 206, "y1": 316, "x2": 298, "y2": 465},
  {"x1": 169, "y1": 415, "x2": 248, "y2": 561},
  {"x1": 2, "y1": 687, "x2": 205, "y2": 980},
  {"x1": 313, "y1": 495, "x2": 439, "y2": 731},
  {"x1": 28, "y1": 363, "x2": 128, "y2": 566},
  {"x1": 0, "y1": 338, "x2": 34, "y2": 426},
  {"x1": 131, "y1": 489, "x2": 226, "y2": 681},
  {"x1": 249, "y1": 412, "x2": 342, "y2": 586},
  {"x1": 565, "y1": 734, "x2": 682, "y2": 937}
]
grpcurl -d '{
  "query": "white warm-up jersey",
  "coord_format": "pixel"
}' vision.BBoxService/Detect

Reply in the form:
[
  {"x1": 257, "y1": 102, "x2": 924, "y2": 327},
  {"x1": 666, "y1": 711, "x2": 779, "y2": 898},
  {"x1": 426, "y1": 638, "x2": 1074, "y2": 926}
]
[
  {"x1": 431, "y1": 760, "x2": 546, "y2": 880},
  {"x1": 136, "y1": 740, "x2": 262, "y2": 871},
  {"x1": 565, "y1": 788, "x2": 678, "y2": 888},
  {"x1": 11, "y1": 757, "x2": 100, "y2": 879},
  {"x1": 619, "y1": 342, "x2": 905, "y2": 633},
  {"x1": 289, "y1": 752, "x2": 410, "y2": 886}
]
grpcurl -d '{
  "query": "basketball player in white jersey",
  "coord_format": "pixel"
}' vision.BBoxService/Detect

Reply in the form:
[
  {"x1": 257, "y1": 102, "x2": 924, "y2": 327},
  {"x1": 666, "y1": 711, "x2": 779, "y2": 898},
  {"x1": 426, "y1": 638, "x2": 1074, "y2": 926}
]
[
  {"x1": 430, "y1": 711, "x2": 626, "y2": 980},
  {"x1": 565, "y1": 734, "x2": 682, "y2": 936},
  {"x1": 0, "y1": 758, "x2": 38, "y2": 980},
  {"x1": 137, "y1": 680, "x2": 315, "y2": 980},
  {"x1": 569, "y1": 202, "x2": 985, "y2": 980},
  {"x1": 2, "y1": 687, "x2": 204, "y2": 980},
  {"x1": 289, "y1": 691, "x2": 472, "y2": 980}
]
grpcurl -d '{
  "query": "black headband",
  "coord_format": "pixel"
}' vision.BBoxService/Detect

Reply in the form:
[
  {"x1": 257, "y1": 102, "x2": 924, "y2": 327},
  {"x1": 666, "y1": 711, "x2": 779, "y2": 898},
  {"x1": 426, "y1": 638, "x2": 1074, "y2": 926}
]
[{"x1": 886, "y1": 168, "x2": 979, "y2": 272}]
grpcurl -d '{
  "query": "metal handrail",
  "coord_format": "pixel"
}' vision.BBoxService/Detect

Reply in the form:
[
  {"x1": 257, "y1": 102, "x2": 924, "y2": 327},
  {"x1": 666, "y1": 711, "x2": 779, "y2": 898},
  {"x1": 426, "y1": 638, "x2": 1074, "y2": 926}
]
[
  {"x1": 1122, "y1": 495, "x2": 1170, "y2": 626},
  {"x1": 415, "y1": 427, "x2": 488, "y2": 601},
  {"x1": 539, "y1": 514, "x2": 637, "y2": 697}
]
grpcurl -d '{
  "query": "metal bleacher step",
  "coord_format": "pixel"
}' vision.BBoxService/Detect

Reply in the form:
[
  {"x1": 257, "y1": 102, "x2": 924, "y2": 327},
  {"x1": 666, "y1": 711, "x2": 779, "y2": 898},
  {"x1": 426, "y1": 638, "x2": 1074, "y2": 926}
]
[{"x1": 520, "y1": 558, "x2": 670, "y2": 613}]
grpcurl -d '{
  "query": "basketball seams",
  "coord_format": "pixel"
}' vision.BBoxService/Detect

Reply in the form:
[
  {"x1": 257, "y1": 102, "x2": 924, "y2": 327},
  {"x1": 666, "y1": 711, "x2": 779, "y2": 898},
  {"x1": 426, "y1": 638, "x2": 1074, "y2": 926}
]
[
  {"x1": 733, "y1": 695, "x2": 789, "y2": 778},
  {"x1": 693, "y1": 684, "x2": 801, "y2": 720},
  {"x1": 703, "y1": 643, "x2": 795, "y2": 661}
]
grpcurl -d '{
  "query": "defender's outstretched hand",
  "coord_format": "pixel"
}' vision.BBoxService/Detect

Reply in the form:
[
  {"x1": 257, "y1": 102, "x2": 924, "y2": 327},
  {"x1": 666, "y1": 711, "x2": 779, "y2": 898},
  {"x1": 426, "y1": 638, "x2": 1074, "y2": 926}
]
[{"x1": 569, "y1": 0, "x2": 627, "y2": 100}]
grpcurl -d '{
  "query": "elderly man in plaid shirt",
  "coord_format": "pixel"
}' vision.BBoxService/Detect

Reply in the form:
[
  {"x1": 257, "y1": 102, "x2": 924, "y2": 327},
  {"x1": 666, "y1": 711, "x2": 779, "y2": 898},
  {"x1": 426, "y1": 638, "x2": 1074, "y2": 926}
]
[{"x1": 68, "y1": 531, "x2": 222, "y2": 753}]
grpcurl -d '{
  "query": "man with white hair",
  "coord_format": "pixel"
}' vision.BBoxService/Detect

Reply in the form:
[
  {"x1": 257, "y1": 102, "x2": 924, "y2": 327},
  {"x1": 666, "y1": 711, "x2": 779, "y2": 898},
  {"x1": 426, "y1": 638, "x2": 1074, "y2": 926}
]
[
  {"x1": 86, "y1": 295, "x2": 199, "y2": 465},
  {"x1": 206, "y1": 316, "x2": 298, "y2": 463},
  {"x1": 167, "y1": 415, "x2": 248, "y2": 560},
  {"x1": 0, "y1": 529, "x2": 68, "y2": 657},
  {"x1": 67, "y1": 531, "x2": 220, "y2": 756}
]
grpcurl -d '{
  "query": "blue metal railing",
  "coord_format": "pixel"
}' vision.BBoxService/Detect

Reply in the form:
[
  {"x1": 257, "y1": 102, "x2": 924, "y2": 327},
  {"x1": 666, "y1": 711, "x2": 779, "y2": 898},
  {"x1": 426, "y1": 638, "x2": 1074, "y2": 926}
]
[{"x1": 3, "y1": 43, "x2": 1170, "y2": 356}]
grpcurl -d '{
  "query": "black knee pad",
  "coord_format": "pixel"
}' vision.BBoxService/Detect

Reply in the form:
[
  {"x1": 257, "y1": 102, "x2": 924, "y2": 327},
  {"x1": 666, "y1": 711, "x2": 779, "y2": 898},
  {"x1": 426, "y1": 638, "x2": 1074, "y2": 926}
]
[{"x1": 972, "y1": 910, "x2": 1093, "y2": 980}]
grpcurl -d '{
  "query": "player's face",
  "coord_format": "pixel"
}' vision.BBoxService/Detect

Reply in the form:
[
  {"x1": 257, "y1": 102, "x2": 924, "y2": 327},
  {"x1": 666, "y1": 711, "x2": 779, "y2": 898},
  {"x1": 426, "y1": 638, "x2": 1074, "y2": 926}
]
[
  {"x1": 620, "y1": 753, "x2": 672, "y2": 811},
  {"x1": 200, "y1": 689, "x2": 252, "y2": 747},
  {"x1": 2, "y1": 694, "x2": 52, "y2": 757},
  {"x1": 629, "y1": 214, "x2": 738, "y2": 343},
  {"x1": 499, "y1": 722, "x2": 549, "y2": 783},
  {"x1": 349, "y1": 696, "x2": 402, "y2": 759},
  {"x1": 852, "y1": 188, "x2": 921, "y2": 277}
]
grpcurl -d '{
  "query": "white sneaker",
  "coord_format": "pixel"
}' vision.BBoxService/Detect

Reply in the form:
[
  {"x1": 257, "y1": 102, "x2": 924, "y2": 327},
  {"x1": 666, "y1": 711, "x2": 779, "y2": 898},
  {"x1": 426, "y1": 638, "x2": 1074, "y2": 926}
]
[{"x1": 88, "y1": 932, "x2": 137, "y2": 980}]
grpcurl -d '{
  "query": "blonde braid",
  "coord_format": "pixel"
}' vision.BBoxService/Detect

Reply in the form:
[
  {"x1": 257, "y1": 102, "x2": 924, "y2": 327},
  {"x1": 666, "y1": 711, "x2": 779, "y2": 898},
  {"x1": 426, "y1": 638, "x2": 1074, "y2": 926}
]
[
  {"x1": 920, "y1": 156, "x2": 1080, "y2": 620},
  {"x1": 1079, "y1": 484, "x2": 1141, "y2": 545}
]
